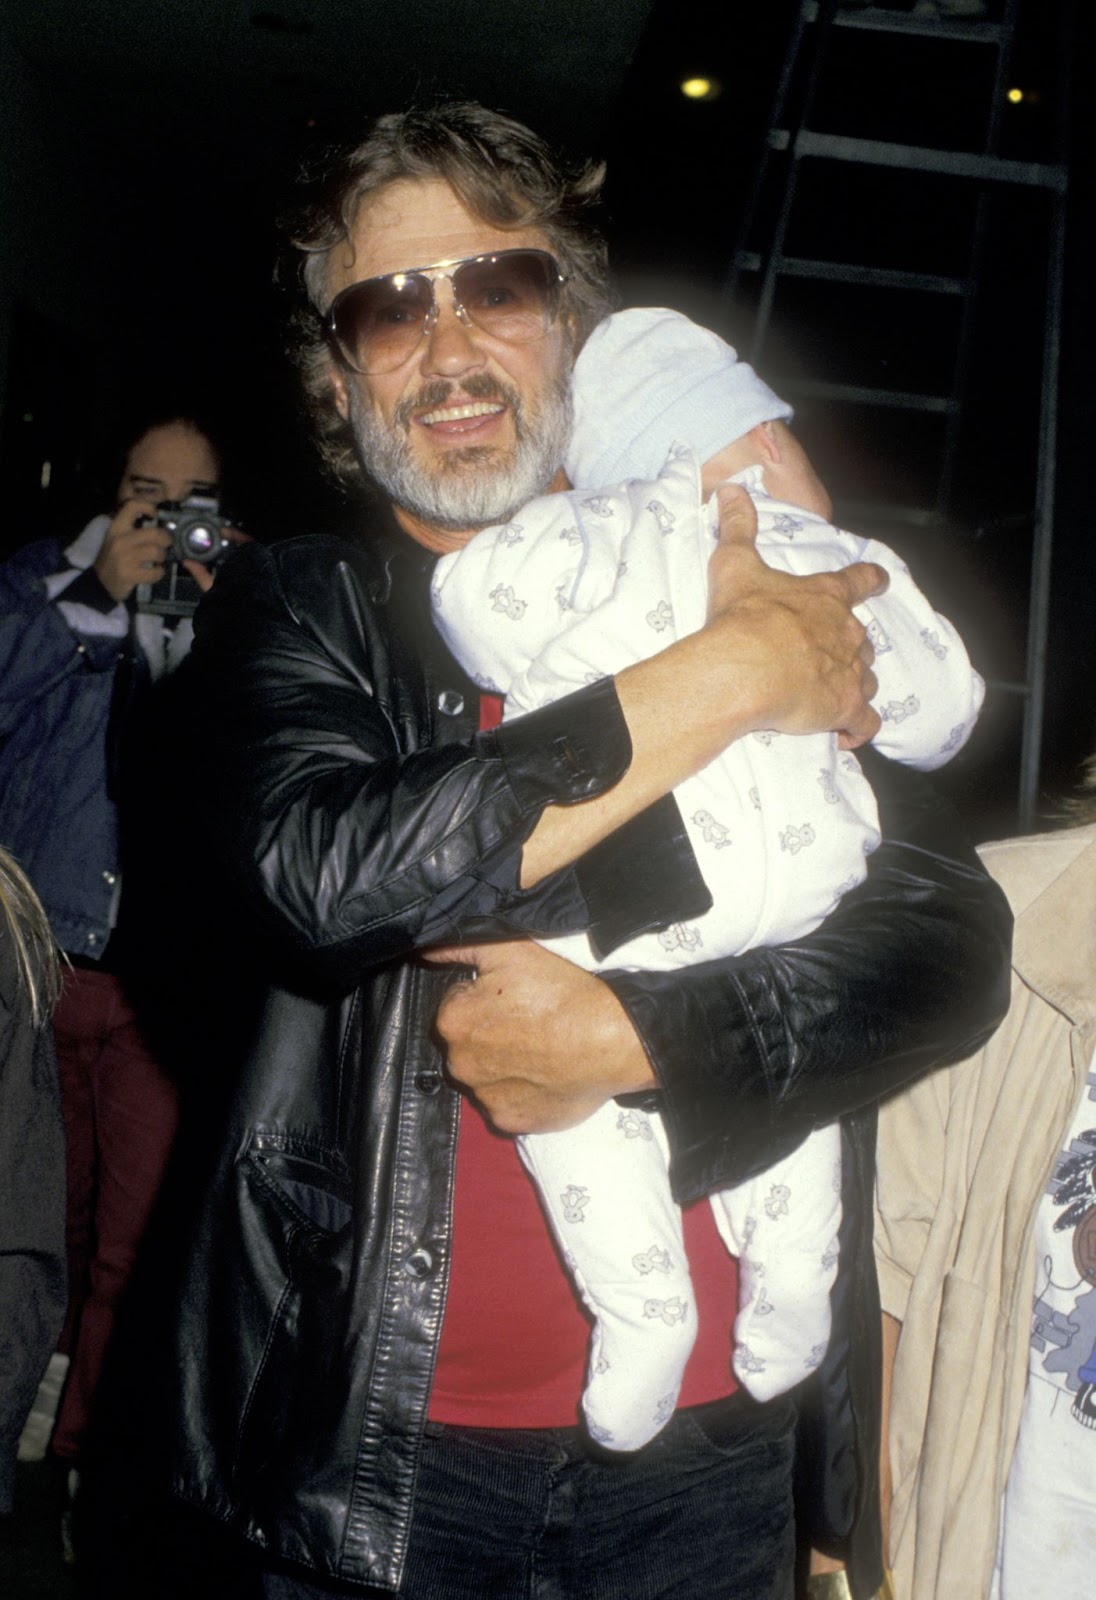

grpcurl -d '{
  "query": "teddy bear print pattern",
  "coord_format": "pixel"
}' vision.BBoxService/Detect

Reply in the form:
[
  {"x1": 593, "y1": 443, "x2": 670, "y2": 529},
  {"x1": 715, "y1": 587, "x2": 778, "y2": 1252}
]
[
  {"x1": 432, "y1": 446, "x2": 985, "y2": 975},
  {"x1": 431, "y1": 445, "x2": 982, "y2": 1449},
  {"x1": 516, "y1": 1098, "x2": 842, "y2": 1451}
]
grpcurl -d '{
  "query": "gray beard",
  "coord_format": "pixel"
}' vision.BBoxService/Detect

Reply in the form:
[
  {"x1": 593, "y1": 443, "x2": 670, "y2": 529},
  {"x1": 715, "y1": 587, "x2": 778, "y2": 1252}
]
[{"x1": 348, "y1": 370, "x2": 573, "y2": 531}]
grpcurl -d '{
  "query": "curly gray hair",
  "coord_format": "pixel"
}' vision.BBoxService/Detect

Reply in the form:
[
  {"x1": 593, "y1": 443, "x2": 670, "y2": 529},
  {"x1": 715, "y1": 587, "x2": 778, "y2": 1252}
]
[{"x1": 281, "y1": 103, "x2": 616, "y2": 493}]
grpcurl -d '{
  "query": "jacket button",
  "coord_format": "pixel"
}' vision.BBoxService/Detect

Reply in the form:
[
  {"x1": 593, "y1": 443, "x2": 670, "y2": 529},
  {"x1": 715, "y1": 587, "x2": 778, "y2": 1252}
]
[
  {"x1": 436, "y1": 690, "x2": 465, "y2": 717},
  {"x1": 404, "y1": 1248, "x2": 434, "y2": 1279},
  {"x1": 103, "y1": 870, "x2": 117, "y2": 886},
  {"x1": 414, "y1": 1072, "x2": 442, "y2": 1095}
]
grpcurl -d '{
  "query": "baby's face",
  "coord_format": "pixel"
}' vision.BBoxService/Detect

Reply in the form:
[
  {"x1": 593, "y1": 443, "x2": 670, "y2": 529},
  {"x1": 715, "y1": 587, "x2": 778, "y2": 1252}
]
[
  {"x1": 700, "y1": 421, "x2": 832, "y2": 520},
  {"x1": 763, "y1": 423, "x2": 833, "y2": 519}
]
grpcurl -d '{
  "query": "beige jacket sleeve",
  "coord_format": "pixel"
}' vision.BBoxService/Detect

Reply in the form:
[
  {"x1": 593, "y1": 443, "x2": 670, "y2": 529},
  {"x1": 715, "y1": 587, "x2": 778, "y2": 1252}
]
[{"x1": 874, "y1": 1066, "x2": 952, "y2": 1324}]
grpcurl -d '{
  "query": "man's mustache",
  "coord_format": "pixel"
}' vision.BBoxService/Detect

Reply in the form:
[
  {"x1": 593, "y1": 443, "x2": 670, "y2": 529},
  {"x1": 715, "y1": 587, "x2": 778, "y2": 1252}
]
[{"x1": 395, "y1": 373, "x2": 520, "y2": 431}]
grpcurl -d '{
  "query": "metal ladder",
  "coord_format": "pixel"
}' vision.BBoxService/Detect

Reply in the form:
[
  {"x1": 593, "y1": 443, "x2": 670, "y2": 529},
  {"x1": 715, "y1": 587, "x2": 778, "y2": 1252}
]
[{"x1": 723, "y1": 0, "x2": 1071, "y2": 830}]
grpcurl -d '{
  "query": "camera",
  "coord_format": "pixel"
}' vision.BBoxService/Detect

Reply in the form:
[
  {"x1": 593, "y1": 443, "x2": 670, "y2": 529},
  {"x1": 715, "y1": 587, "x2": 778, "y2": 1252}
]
[{"x1": 135, "y1": 496, "x2": 236, "y2": 617}]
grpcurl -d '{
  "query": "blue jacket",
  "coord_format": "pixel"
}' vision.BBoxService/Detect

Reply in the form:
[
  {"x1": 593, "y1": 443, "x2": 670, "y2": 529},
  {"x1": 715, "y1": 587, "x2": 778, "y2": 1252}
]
[{"x1": 0, "y1": 523, "x2": 131, "y2": 957}]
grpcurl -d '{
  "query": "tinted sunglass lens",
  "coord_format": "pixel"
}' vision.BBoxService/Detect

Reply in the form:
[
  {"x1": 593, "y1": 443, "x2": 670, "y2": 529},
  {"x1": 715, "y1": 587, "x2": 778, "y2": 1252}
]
[
  {"x1": 455, "y1": 252, "x2": 558, "y2": 341},
  {"x1": 333, "y1": 273, "x2": 433, "y2": 373}
]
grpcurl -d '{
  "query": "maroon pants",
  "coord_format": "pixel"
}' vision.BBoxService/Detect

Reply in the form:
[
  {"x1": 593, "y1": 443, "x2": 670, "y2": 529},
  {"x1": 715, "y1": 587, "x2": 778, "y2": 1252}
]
[{"x1": 52, "y1": 965, "x2": 179, "y2": 1462}]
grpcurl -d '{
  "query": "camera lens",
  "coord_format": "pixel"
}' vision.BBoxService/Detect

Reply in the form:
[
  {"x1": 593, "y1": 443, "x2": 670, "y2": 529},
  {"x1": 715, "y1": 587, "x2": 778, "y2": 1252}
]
[{"x1": 183, "y1": 522, "x2": 216, "y2": 557}]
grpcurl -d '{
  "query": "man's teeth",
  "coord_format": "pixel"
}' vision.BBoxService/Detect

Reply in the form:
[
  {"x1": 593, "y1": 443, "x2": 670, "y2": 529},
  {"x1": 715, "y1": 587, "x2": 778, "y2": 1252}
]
[{"x1": 419, "y1": 401, "x2": 505, "y2": 425}]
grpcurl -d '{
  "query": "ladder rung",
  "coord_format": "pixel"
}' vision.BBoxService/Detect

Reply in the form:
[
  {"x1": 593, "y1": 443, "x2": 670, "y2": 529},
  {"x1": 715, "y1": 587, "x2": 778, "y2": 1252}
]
[
  {"x1": 773, "y1": 129, "x2": 1068, "y2": 192},
  {"x1": 835, "y1": 501, "x2": 940, "y2": 530},
  {"x1": 783, "y1": 379, "x2": 957, "y2": 413},
  {"x1": 806, "y1": 2, "x2": 1007, "y2": 47},
  {"x1": 984, "y1": 679, "x2": 1032, "y2": 699},
  {"x1": 774, "y1": 257, "x2": 967, "y2": 294}
]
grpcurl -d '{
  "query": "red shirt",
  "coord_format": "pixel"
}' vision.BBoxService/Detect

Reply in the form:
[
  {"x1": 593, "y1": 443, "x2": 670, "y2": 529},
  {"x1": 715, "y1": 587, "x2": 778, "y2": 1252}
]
[
  {"x1": 430, "y1": 1098, "x2": 739, "y2": 1427},
  {"x1": 430, "y1": 690, "x2": 738, "y2": 1427}
]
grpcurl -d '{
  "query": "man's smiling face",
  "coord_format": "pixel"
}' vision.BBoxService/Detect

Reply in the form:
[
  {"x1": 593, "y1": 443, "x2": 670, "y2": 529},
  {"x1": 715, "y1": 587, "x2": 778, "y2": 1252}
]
[{"x1": 325, "y1": 177, "x2": 574, "y2": 554}]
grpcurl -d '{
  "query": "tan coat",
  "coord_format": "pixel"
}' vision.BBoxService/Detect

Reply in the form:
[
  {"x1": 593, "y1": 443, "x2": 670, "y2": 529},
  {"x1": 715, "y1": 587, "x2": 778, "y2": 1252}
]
[{"x1": 875, "y1": 823, "x2": 1096, "y2": 1600}]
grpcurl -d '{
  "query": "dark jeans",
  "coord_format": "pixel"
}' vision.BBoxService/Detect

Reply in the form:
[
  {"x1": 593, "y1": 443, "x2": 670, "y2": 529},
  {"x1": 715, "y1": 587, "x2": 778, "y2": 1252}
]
[{"x1": 261, "y1": 1391, "x2": 796, "y2": 1600}]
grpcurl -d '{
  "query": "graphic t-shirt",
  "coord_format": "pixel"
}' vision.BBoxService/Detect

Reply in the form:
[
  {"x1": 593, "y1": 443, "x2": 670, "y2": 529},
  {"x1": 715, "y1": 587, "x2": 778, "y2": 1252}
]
[{"x1": 996, "y1": 1054, "x2": 1096, "y2": 1596}]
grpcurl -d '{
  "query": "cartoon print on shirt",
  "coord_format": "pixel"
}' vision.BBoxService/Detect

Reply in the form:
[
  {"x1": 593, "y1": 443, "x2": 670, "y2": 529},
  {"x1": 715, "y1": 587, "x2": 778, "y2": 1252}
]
[
  {"x1": 779, "y1": 823, "x2": 815, "y2": 856},
  {"x1": 771, "y1": 512, "x2": 804, "y2": 537},
  {"x1": 920, "y1": 627, "x2": 948, "y2": 661},
  {"x1": 647, "y1": 499, "x2": 675, "y2": 535},
  {"x1": 653, "y1": 1393, "x2": 676, "y2": 1425},
  {"x1": 1030, "y1": 1072, "x2": 1096, "y2": 1430},
  {"x1": 692, "y1": 808, "x2": 732, "y2": 848},
  {"x1": 489, "y1": 583, "x2": 526, "y2": 621},
  {"x1": 764, "y1": 1183, "x2": 792, "y2": 1221},
  {"x1": 616, "y1": 1108, "x2": 653, "y2": 1142},
  {"x1": 643, "y1": 1296, "x2": 688, "y2": 1327},
  {"x1": 646, "y1": 599, "x2": 673, "y2": 633},
  {"x1": 880, "y1": 695, "x2": 920, "y2": 726},
  {"x1": 471, "y1": 670, "x2": 504, "y2": 693},
  {"x1": 657, "y1": 923, "x2": 703, "y2": 956},
  {"x1": 633, "y1": 1244, "x2": 674, "y2": 1276},
  {"x1": 580, "y1": 496, "x2": 614, "y2": 517},
  {"x1": 557, "y1": 525, "x2": 581, "y2": 546},
  {"x1": 865, "y1": 618, "x2": 893, "y2": 656},
  {"x1": 560, "y1": 1184, "x2": 591, "y2": 1223},
  {"x1": 753, "y1": 1284, "x2": 774, "y2": 1318},
  {"x1": 495, "y1": 521, "x2": 525, "y2": 547},
  {"x1": 1042, "y1": 1289, "x2": 1096, "y2": 1429},
  {"x1": 940, "y1": 722, "x2": 971, "y2": 755},
  {"x1": 817, "y1": 769, "x2": 840, "y2": 806}
]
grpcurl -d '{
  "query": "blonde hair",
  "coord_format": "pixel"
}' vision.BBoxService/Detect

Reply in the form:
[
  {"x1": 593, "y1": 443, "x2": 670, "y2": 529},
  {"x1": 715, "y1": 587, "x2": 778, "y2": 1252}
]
[{"x1": 0, "y1": 848, "x2": 62, "y2": 1028}]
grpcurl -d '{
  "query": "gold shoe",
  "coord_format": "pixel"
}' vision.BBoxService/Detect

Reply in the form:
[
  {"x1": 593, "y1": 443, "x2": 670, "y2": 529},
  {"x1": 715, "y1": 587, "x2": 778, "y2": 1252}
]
[
  {"x1": 807, "y1": 1575, "x2": 852, "y2": 1600},
  {"x1": 806, "y1": 1573, "x2": 896, "y2": 1600}
]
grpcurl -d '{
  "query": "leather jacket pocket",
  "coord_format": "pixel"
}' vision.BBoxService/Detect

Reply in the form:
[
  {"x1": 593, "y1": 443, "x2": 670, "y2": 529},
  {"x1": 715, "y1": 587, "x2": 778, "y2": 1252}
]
[{"x1": 230, "y1": 1142, "x2": 353, "y2": 1493}]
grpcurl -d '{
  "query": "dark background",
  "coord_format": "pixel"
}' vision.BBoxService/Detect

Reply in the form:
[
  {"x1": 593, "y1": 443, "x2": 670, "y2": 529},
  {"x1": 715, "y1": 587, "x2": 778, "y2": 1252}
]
[{"x1": 0, "y1": 0, "x2": 1091, "y2": 835}]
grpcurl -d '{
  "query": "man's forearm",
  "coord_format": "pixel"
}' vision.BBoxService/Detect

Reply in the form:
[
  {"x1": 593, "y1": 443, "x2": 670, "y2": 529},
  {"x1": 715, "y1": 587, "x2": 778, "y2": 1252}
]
[{"x1": 521, "y1": 628, "x2": 768, "y2": 886}]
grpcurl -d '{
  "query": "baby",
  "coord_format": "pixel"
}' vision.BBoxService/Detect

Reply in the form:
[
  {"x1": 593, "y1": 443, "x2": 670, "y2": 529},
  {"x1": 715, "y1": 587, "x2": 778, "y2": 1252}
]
[{"x1": 431, "y1": 307, "x2": 985, "y2": 1451}]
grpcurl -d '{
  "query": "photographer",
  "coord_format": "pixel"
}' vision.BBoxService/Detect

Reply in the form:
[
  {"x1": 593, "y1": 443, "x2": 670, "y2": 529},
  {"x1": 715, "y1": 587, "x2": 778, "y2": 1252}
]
[{"x1": 0, "y1": 409, "x2": 245, "y2": 1521}]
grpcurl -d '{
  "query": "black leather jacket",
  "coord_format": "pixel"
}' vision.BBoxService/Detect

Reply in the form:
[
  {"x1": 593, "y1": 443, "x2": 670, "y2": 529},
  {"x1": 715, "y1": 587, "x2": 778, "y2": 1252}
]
[{"x1": 169, "y1": 528, "x2": 1011, "y2": 1596}]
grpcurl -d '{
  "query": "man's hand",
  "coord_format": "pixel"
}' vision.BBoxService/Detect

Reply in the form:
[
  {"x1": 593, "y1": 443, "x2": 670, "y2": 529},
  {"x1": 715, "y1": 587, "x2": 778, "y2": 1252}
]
[
  {"x1": 425, "y1": 939, "x2": 657, "y2": 1134},
  {"x1": 521, "y1": 484, "x2": 887, "y2": 888},
  {"x1": 704, "y1": 482, "x2": 885, "y2": 750},
  {"x1": 93, "y1": 500, "x2": 172, "y2": 602}
]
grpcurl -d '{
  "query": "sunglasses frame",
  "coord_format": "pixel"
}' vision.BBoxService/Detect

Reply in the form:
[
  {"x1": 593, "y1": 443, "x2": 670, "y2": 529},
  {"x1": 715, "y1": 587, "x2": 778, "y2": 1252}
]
[{"x1": 324, "y1": 248, "x2": 568, "y2": 375}]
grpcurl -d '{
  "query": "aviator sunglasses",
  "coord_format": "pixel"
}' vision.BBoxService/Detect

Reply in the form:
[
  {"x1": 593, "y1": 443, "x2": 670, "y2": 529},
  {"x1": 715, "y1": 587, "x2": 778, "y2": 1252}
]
[{"x1": 324, "y1": 248, "x2": 567, "y2": 376}]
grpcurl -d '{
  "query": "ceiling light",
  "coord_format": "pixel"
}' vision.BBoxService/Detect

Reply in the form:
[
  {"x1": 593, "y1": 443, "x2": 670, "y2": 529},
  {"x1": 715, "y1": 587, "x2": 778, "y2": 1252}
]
[{"x1": 680, "y1": 77, "x2": 721, "y2": 102}]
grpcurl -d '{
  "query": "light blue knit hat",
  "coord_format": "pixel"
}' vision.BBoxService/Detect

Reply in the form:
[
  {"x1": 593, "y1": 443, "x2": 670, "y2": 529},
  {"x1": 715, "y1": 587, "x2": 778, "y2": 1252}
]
[{"x1": 565, "y1": 306, "x2": 792, "y2": 489}]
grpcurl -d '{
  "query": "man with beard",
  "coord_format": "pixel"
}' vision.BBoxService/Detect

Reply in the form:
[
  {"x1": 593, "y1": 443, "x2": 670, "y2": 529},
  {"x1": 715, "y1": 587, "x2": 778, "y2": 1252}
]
[{"x1": 168, "y1": 104, "x2": 1011, "y2": 1600}]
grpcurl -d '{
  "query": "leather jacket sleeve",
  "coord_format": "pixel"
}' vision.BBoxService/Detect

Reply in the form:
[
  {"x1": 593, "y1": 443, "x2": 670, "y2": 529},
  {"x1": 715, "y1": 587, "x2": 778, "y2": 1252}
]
[
  {"x1": 181, "y1": 537, "x2": 707, "y2": 989},
  {"x1": 604, "y1": 747, "x2": 1014, "y2": 1204}
]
